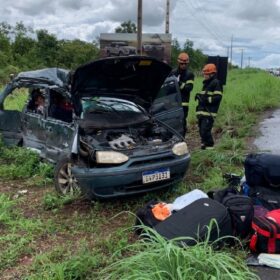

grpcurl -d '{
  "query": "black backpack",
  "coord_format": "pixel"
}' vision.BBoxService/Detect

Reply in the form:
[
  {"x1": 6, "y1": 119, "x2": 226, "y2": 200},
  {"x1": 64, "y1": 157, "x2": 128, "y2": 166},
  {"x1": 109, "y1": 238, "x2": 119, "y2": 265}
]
[{"x1": 208, "y1": 187, "x2": 254, "y2": 238}]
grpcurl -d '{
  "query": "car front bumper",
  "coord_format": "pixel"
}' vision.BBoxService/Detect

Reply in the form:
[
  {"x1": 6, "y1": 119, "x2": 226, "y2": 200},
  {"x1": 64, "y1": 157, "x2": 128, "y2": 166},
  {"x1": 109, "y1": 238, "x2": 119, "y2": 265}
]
[{"x1": 72, "y1": 152, "x2": 190, "y2": 199}]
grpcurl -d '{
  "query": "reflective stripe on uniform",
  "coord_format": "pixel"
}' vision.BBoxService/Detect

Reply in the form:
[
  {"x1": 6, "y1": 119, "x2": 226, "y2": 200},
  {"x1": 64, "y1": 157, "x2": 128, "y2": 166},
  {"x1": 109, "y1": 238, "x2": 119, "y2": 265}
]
[
  {"x1": 196, "y1": 111, "x2": 217, "y2": 117},
  {"x1": 180, "y1": 80, "x2": 194, "y2": 90},
  {"x1": 208, "y1": 97, "x2": 212, "y2": 103},
  {"x1": 182, "y1": 102, "x2": 189, "y2": 107},
  {"x1": 199, "y1": 90, "x2": 222, "y2": 96}
]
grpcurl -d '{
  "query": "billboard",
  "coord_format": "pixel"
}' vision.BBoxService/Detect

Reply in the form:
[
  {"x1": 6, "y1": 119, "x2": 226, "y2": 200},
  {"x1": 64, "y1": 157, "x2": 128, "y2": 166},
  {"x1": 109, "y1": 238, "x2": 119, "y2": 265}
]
[
  {"x1": 207, "y1": 56, "x2": 228, "y2": 86},
  {"x1": 100, "y1": 33, "x2": 172, "y2": 64}
]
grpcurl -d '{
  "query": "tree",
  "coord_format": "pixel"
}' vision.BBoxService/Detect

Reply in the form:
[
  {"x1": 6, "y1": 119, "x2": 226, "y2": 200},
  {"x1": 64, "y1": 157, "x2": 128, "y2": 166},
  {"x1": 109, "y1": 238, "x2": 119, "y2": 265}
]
[
  {"x1": 0, "y1": 24, "x2": 12, "y2": 67},
  {"x1": 57, "y1": 39, "x2": 100, "y2": 69},
  {"x1": 11, "y1": 22, "x2": 36, "y2": 69},
  {"x1": 35, "y1": 29, "x2": 59, "y2": 67},
  {"x1": 115, "y1": 20, "x2": 137, "y2": 33}
]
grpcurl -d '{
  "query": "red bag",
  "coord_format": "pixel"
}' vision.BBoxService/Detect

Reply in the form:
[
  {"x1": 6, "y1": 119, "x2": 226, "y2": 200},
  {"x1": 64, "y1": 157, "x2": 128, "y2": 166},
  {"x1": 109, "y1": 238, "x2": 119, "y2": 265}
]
[{"x1": 250, "y1": 210, "x2": 280, "y2": 253}]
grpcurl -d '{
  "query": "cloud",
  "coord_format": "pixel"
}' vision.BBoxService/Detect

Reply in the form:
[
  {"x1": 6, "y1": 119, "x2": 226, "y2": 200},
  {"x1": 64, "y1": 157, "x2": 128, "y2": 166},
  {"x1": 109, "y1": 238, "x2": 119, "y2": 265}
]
[
  {"x1": 0, "y1": 0, "x2": 279, "y2": 68},
  {"x1": 254, "y1": 54, "x2": 280, "y2": 68},
  {"x1": 232, "y1": 0, "x2": 280, "y2": 22},
  {"x1": 103, "y1": 0, "x2": 178, "y2": 27}
]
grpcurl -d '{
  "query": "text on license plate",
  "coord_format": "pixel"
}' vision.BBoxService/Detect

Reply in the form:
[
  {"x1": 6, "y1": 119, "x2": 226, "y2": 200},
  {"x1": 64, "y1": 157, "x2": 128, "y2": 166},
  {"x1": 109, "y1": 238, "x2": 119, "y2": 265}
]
[{"x1": 142, "y1": 168, "x2": 170, "y2": 184}]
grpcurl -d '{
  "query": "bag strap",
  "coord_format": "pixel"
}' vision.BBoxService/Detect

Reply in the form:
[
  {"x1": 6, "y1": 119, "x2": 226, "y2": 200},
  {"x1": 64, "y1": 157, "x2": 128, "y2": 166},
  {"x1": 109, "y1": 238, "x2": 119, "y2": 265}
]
[{"x1": 249, "y1": 233, "x2": 258, "y2": 252}]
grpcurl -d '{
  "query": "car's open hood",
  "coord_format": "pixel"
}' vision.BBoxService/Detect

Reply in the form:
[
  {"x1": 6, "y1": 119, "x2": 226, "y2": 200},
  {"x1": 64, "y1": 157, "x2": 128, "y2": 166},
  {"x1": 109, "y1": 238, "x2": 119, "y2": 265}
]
[{"x1": 71, "y1": 56, "x2": 172, "y2": 104}]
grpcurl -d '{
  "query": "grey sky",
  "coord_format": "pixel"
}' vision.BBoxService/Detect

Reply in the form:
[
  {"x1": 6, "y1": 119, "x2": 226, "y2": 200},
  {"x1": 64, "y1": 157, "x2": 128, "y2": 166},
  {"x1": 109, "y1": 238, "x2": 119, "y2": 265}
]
[{"x1": 1, "y1": 0, "x2": 280, "y2": 68}]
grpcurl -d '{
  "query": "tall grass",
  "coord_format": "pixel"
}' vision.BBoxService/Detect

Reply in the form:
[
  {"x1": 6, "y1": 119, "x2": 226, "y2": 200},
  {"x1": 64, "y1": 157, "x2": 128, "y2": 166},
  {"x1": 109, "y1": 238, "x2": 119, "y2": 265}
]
[{"x1": 99, "y1": 226, "x2": 258, "y2": 280}]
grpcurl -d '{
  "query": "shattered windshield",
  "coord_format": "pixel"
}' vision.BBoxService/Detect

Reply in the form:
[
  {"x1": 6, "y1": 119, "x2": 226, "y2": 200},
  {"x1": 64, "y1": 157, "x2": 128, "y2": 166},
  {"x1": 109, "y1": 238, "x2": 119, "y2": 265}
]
[{"x1": 81, "y1": 97, "x2": 147, "y2": 118}]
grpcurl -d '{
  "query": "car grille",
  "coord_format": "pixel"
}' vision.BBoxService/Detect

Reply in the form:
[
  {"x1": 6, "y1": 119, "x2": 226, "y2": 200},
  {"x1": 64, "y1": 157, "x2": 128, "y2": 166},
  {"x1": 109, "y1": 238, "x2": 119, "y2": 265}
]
[
  {"x1": 116, "y1": 174, "x2": 185, "y2": 194},
  {"x1": 128, "y1": 155, "x2": 175, "y2": 168}
]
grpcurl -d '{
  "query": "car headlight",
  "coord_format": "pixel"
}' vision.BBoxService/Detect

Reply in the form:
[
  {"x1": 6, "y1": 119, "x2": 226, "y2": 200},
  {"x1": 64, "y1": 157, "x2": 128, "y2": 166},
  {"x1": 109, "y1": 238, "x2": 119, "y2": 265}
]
[
  {"x1": 96, "y1": 151, "x2": 129, "y2": 164},
  {"x1": 172, "y1": 142, "x2": 189, "y2": 156}
]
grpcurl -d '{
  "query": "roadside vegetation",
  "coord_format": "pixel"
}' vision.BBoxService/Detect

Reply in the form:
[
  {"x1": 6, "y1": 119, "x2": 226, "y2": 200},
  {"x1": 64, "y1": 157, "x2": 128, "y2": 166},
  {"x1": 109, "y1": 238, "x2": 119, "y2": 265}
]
[
  {"x1": 1, "y1": 66, "x2": 280, "y2": 278},
  {"x1": 0, "y1": 21, "x2": 206, "y2": 84}
]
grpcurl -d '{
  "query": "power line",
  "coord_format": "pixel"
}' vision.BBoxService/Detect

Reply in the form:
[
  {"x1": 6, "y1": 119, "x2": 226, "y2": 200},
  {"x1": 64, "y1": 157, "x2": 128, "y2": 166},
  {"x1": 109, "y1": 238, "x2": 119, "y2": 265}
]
[
  {"x1": 189, "y1": 0, "x2": 227, "y2": 44},
  {"x1": 177, "y1": 0, "x2": 227, "y2": 48}
]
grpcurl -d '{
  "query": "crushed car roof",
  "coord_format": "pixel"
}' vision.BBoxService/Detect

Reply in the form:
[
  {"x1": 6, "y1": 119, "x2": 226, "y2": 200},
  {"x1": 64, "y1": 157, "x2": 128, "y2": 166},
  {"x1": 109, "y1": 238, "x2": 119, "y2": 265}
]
[
  {"x1": 0, "y1": 68, "x2": 70, "y2": 106},
  {"x1": 14, "y1": 68, "x2": 70, "y2": 87}
]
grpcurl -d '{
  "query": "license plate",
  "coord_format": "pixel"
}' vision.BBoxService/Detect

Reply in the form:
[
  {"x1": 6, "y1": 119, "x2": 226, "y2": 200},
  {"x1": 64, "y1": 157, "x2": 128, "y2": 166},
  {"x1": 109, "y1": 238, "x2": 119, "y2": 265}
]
[{"x1": 142, "y1": 168, "x2": 170, "y2": 184}]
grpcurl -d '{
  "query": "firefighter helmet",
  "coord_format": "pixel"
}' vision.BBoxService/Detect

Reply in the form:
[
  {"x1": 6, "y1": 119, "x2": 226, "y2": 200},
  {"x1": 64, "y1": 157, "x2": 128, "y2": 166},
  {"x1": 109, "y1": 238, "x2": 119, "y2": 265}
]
[
  {"x1": 177, "y1": 52, "x2": 189, "y2": 63},
  {"x1": 202, "y1": 63, "x2": 217, "y2": 75}
]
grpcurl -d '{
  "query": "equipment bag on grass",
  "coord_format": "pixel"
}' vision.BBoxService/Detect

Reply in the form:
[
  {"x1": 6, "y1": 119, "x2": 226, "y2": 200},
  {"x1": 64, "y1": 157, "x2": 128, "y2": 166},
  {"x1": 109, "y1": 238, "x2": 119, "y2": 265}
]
[
  {"x1": 208, "y1": 186, "x2": 254, "y2": 238},
  {"x1": 250, "y1": 210, "x2": 280, "y2": 254},
  {"x1": 154, "y1": 198, "x2": 233, "y2": 246},
  {"x1": 248, "y1": 185, "x2": 280, "y2": 210},
  {"x1": 222, "y1": 194, "x2": 254, "y2": 238},
  {"x1": 245, "y1": 153, "x2": 280, "y2": 188}
]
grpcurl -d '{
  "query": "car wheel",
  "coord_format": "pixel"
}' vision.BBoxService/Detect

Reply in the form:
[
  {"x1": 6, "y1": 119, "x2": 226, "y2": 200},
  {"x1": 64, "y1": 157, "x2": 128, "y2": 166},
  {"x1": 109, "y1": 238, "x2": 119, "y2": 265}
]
[{"x1": 54, "y1": 157, "x2": 81, "y2": 195}]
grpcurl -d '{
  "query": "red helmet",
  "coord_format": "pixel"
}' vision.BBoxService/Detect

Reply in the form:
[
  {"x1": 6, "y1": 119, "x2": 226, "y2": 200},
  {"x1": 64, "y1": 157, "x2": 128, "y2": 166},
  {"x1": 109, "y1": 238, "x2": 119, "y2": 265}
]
[{"x1": 202, "y1": 63, "x2": 217, "y2": 75}]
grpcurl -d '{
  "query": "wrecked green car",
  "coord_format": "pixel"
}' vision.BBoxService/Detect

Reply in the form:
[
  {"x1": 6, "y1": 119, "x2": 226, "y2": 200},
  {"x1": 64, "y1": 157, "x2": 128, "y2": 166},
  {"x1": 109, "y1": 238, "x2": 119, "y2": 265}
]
[{"x1": 0, "y1": 56, "x2": 190, "y2": 199}]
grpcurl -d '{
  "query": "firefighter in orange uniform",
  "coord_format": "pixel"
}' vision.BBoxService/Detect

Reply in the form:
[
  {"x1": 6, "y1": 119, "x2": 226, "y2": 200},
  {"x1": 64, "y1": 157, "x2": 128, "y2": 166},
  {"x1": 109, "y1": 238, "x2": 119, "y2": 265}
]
[
  {"x1": 195, "y1": 63, "x2": 223, "y2": 149},
  {"x1": 171, "y1": 52, "x2": 195, "y2": 136}
]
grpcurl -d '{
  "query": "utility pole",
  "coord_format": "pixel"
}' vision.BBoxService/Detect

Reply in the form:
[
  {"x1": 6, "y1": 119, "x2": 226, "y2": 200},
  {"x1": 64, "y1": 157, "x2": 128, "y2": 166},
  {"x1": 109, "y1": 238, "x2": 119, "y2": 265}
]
[
  {"x1": 248, "y1": 56, "x2": 251, "y2": 68},
  {"x1": 230, "y1": 35, "x2": 233, "y2": 68},
  {"x1": 137, "y1": 0, "x2": 142, "y2": 55},
  {"x1": 165, "y1": 0, "x2": 170, "y2": 34},
  {"x1": 240, "y1": 48, "x2": 244, "y2": 69}
]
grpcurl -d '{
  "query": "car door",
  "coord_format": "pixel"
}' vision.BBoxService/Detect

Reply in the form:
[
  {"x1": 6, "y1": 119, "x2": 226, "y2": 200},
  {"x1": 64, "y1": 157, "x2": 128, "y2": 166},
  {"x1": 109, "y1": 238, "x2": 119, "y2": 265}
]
[
  {"x1": 0, "y1": 110, "x2": 22, "y2": 146},
  {"x1": 45, "y1": 117, "x2": 76, "y2": 163},
  {"x1": 22, "y1": 109, "x2": 47, "y2": 157},
  {"x1": 0, "y1": 83, "x2": 23, "y2": 145},
  {"x1": 151, "y1": 76, "x2": 185, "y2": 135}
]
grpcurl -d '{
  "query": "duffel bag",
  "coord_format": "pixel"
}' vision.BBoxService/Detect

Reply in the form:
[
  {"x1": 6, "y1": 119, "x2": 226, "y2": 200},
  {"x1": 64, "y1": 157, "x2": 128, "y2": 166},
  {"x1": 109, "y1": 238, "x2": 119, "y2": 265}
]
[
  {"x1": 250, "y1": 210, "x2": 280, "y2": 254},
  {"x1": 244, "y1": 153, "x2": 280, "y2": 188},
  {"x1": 154, "y1": 198, "x2": 233, "y2": 246},
  {"x1": 248, "y1": 185, "x2": 280, "y2": 210}
]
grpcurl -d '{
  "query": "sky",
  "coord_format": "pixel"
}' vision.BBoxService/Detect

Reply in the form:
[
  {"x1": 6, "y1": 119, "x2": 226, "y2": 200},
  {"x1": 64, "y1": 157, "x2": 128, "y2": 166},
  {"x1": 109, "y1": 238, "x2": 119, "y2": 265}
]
[{"x1": 1, "y1": 0, "x2": 280, "y2": 69}]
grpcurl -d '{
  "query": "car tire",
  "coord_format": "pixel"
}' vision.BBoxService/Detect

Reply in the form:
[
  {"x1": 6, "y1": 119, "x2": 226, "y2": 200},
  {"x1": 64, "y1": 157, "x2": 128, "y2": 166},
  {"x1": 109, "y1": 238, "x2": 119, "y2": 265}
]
[{"x1": 54, "y1": 157, "x2": 81, "y2": 196}]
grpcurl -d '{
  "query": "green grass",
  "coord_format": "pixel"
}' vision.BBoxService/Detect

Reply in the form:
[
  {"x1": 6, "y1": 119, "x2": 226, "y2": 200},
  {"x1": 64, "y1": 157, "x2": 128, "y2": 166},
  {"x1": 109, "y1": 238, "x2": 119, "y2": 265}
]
[
  {"x1": 0, "y1": 139, "x2": 53, "y2": 185},
  {"x1": 99, "y1": 225, "x2": 258, "y2": 280},
  {"x1": 0, "y1": 194, "x2": 45, "y2": 270},
  {"x1": 3, "y1": 87, "x2": 29, "y2": 111}
]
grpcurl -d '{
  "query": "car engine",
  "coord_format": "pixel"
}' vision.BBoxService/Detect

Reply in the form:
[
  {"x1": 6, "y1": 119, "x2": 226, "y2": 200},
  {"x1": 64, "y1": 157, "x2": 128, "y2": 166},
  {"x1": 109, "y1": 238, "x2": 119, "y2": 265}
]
[{"x1": 78, "y1": 120, "x2": 177, "y2": 163}]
